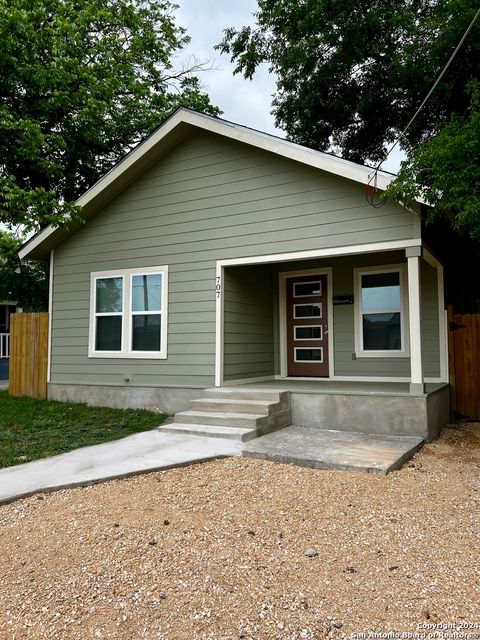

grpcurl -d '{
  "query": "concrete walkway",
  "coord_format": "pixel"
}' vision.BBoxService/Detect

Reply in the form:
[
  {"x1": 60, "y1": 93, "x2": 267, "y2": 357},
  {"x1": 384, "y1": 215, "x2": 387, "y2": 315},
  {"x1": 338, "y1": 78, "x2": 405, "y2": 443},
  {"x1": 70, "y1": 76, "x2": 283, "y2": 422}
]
[
  {"x1": 0, "y1": 423, "x2": 425, "y2": 504},
  {"x1": 243, "y1": 426, "x2": 424, "y2": 474},
  {"x1": 0, "y1": 430, "x2": 241, "y2": 504}
]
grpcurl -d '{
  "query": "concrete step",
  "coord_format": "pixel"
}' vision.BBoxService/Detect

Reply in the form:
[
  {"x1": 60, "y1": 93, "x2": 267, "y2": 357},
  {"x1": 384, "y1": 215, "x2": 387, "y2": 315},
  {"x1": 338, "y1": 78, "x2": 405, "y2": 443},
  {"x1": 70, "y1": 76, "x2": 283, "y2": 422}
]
[
  {"x1": 203, "y1": 387, "x2": 283, "y2": 402},
  {"x1": 242, "y1": 426, "x2": 425, "y2": 474},
  {"x1": 174, "y1": 410, "x2": 262, "y2": 429},
  {"x1": 159, "y1": 423, "x2": 257, "y2": 442},
  {"x1": 190, "y1": 397, "x2": 272, "y2": 415}
]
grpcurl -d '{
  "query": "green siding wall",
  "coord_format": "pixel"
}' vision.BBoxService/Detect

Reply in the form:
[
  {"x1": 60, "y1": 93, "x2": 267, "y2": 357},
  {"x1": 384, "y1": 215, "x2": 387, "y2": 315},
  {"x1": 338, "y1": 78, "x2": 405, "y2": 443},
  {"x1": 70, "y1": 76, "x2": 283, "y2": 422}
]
[
  {"x1": 223, "y1": 265, "x2": 275, "y2": 381},
  {"x1": 421, "y1": 261, "x2": 441, "y2": 378},
  {"x1": 52, "y1": 130, "x2": 421, "y2": 387}
]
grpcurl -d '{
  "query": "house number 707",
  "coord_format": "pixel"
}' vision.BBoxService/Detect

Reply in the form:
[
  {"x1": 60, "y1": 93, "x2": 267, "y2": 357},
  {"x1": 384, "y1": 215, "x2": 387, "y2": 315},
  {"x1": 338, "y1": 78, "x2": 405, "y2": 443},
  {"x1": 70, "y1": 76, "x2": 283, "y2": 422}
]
[{"x1": 216, "y1": 276, "x2": 221, "y2": 298}]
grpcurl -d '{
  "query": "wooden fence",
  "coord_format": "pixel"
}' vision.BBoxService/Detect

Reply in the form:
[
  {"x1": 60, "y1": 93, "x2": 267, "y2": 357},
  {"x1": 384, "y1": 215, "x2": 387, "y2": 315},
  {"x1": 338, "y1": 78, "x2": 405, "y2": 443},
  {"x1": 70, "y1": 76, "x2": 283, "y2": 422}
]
[
  {"x1": 9, "y1": 313, "x2": 49, "y2": 400},
  {"x1": 448, "y1": 306, "x2": 480, "y2": 420}
]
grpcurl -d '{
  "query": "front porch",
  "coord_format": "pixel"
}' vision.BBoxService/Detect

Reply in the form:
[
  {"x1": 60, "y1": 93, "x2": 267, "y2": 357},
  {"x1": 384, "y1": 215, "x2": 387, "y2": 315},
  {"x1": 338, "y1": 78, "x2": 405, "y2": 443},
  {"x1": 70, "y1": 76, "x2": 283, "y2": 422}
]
[
  {"x1": 233, "y1": 379, "x2": 450, "y2": 440},
  {"x1": 235, "y1": 378, "x2": 445, "y2": 395},
  {"x1": 218, "y1": 241, "x2": 448, "y2": 389},
  {"x1": 163, "y1": 383, "x2": 433, "y2": 473},
  {"x1": 214, "y1": 240, "x2": 450, "y2": 440}
]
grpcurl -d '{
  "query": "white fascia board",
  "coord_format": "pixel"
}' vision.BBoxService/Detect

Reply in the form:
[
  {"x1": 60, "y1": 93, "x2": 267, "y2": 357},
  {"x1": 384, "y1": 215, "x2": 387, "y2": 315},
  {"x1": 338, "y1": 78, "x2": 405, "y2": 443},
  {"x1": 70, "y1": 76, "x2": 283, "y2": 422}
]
[
  {"x1": 18, "y1": 108, "x2": 409, "y2": 261},
  {"x1": 217, "y1": 238, "x2": 421, "y2": 268},
  {"x1": 18, "y1": 226, "x2": 55, "y2": 260},
  {"x1": 75, "y1": 111, "x2": 187, "y2": 209},
  {"x1": 179, "y1": 110, "x2": 395, "y2": 190}
]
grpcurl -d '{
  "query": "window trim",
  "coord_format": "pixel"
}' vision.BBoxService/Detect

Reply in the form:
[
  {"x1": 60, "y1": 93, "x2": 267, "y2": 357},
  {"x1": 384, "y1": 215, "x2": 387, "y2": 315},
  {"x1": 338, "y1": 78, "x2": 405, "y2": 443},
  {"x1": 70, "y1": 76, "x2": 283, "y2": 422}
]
[
  {"x1": 89, "y1": 266, "x2": 168, "y2": 359},
  {"x1": 354, "y1": 264, "x2": 409, "y2": 358}
]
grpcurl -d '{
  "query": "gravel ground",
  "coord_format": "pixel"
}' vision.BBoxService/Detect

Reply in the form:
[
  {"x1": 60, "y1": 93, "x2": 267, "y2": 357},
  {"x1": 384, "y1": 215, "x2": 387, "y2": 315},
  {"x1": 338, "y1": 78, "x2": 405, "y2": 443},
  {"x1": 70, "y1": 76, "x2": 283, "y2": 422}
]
[{"x1": 0, "y1": 422, "x2": 479, "y2": 640}]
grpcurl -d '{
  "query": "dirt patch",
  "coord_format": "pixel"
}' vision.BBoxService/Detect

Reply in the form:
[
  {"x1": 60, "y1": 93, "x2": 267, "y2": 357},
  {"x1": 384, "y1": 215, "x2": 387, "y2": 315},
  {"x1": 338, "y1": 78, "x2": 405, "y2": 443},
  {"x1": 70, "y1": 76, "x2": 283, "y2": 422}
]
[
  {"x1": 421, "y1": 422, "x2": 480, "y2": 464},
  {"x1": 0, "y1": 423, "x2": 479, "y2": 639}
]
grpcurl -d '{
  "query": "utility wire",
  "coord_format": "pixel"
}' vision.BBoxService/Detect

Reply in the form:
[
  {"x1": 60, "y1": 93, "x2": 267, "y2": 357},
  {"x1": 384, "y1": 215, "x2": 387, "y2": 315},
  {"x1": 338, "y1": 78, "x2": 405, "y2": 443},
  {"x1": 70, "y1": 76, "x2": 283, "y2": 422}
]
[{"x1": 366, "y1": 6, "x2": 480, "y2": 208}]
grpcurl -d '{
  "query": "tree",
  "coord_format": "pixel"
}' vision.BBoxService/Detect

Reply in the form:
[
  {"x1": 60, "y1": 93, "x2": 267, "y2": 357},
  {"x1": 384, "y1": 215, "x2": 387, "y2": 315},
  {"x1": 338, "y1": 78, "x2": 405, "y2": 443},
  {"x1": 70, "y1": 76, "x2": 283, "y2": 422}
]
[
  {"x1": 0, "y1": 0, "x2": 220, "y2": 233},
  {"x1": 218, "y1": 0, "x2": 479, "y2": 163},
  {"x1": 0, "y1": 233, "x2": 48, "y2": 310},
  {"x1": 217, "y1": 0, "x2": 480, "y2": 237},
  {"x1": 386, "y1": 84, "x2": 480, "y2": 238}
]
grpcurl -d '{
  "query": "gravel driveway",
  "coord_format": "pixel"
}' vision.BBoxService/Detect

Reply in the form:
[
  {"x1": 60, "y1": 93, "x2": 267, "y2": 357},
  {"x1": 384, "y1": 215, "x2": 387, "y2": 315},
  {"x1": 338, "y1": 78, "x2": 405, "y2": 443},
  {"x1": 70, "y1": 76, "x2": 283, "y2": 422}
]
[{"x1": 0, "y1": 422, "x2": 479, "y2": 639}]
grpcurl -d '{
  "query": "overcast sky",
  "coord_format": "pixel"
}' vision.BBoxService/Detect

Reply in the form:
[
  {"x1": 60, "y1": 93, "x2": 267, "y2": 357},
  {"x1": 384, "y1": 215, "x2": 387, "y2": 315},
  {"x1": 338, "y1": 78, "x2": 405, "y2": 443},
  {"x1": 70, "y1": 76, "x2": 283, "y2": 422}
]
[
  {"x1": 174, "y1": 0, "x2": 404, "y2": 173},
  {"x1": 175, "y1": 0, "x2": 279, "y2": 136}
]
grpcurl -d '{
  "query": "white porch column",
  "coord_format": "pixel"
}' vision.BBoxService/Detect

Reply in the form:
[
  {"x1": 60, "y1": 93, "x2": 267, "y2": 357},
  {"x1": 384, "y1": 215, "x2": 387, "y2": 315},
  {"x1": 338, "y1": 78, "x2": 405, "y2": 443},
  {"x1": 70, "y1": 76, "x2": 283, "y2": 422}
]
[
  {"x1": 406, "y1": 247, "x2": 424, "y2": 393},
  {"x1": 214, "y1": 263, "x2": 224, "y2": 387},
  {"x1": 437, "y1": 264, "x2": 449, "y2": 383}
]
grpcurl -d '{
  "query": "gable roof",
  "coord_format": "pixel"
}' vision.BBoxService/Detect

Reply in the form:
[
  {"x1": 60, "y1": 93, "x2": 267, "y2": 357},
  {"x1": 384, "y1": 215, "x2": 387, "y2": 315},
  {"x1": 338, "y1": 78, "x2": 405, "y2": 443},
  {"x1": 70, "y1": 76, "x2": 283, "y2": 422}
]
[{"x1": 19, "y1": 108, "x2": 400, "y2": 261}]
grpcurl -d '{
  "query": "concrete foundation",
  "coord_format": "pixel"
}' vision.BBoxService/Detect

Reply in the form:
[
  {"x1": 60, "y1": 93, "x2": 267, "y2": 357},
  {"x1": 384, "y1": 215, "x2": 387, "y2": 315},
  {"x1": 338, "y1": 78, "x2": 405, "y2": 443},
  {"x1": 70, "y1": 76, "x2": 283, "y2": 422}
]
[
  {"x1": 290, "y1": 384, "x2": 450, "y2": 441},
  {"x1": 48, "y1": 382, "x2": 450, "y2": 441},
  {"x1": 48, "y1": 383, "x2": 204, "y2": 414}
]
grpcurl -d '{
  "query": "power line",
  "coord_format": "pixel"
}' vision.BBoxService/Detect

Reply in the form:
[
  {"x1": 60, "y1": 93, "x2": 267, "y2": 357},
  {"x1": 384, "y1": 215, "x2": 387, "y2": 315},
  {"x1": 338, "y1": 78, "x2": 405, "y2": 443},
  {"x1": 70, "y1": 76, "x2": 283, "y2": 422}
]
[{"x1": 366, "y1": 6, "x2": 480, "y2": 208}]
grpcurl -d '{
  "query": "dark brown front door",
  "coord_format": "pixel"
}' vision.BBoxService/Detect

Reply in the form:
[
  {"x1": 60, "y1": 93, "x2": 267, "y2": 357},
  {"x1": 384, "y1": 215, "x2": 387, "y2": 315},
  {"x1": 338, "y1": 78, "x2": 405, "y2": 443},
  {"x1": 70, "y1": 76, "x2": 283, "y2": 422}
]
[{"x1": 286, "y1": 274, "x2": 329, "y2": 377}]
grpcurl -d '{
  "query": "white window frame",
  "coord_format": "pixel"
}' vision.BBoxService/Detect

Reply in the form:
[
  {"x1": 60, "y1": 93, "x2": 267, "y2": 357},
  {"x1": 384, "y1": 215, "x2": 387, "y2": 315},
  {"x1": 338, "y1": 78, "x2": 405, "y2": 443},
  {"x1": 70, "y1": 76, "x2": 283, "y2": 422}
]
[
  {"x1": 354, "y1": 264, "x2": 409, "y2": 358},
  {"x1": 89, "y1": 266, "x2": 168, "y2": 359}
]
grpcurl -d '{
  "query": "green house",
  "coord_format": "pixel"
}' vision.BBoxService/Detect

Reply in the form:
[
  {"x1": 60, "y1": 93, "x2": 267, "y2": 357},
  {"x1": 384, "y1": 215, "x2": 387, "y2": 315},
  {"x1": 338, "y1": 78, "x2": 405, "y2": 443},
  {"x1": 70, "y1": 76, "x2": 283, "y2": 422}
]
[{"x1": 20, "y1": 109, "x2": 450, "y2": 441}]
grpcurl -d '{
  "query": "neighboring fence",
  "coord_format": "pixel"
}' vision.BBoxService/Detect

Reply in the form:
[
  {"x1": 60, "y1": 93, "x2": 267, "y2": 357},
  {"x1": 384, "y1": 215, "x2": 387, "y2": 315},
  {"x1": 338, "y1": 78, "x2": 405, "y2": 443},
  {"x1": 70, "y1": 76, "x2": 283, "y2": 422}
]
[
  {"x1": 448, "y1": 306, "x2": 480, "y2": 420},
  {"x1": 9, "y1": 313, "x2": 49, "y2": 399},
  {"x1": 0, "y1": 333, "x2": 9, "y2": 359}
]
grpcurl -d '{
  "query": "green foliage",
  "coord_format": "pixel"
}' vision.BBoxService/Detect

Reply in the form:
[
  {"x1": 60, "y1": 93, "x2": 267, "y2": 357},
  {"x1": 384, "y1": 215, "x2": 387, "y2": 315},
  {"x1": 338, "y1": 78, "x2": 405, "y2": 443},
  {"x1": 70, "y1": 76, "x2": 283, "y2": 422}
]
[
  {"x1": 0, "y1": 0, "x2": 220, "y2": 232},
  {"x1": 0, "y1": 390, "x2": 168, "y2": 468},
  {"x1": 0, "y1": 232, "x2": 47, "y2": 309},
  {"x1": 217, "y1": 0, "x2": 479, "y2": 235},
  {"x1": 218, "y1": 0, "x2": 479, "y2": 162},
  {"x1": 386, "y1": 85, "x2": 480, "y2": 238}
]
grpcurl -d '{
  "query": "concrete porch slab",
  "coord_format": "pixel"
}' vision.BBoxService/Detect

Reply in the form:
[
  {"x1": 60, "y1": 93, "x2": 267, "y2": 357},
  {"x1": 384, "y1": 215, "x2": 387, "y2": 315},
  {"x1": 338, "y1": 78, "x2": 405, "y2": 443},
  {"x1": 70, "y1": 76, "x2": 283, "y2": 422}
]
[
  {"x1": 239, "y1": 379, "x2": 447, "y2": 397},
  {"x1": 232, "y1": 381, "x2": 450, "y2": 440},
  {"x1": 242, "y1": 426, "x2": 424, "y2": 474}
]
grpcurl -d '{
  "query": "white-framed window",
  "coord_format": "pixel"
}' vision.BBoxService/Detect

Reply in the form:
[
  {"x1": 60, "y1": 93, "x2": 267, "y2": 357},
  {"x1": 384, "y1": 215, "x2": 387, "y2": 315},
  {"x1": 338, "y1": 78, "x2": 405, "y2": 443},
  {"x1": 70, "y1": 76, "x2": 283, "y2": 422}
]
[
  {"x1": 354, "y1": 264, "x2": 409, "y2": 358},
  {"x1": 89, "y1": 266, "x2": 168, "y2": 359}
]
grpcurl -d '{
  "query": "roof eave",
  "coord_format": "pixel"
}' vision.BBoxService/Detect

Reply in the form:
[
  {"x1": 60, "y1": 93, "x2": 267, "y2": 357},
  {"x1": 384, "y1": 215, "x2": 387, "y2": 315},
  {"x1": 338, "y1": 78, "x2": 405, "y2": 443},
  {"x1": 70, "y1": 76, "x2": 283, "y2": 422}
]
[{"x1": 19, "y1": 108, "x2": 414, "y2": 261}]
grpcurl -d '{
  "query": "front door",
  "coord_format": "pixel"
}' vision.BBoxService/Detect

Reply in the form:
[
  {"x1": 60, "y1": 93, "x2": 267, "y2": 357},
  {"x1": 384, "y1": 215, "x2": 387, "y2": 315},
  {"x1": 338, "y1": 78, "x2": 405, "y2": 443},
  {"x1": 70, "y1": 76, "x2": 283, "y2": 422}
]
[{"x1": 286, "y1": 274, "x2": 329, "y2": 377}]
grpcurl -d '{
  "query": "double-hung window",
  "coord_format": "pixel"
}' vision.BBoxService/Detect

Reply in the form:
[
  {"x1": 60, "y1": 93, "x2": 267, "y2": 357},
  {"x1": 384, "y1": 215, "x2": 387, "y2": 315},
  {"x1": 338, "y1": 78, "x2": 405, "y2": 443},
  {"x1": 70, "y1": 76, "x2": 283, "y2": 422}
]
[
  {"x1": 89, "y1": 266, "x2": 168, "y2": 358},
  {"x1": 354, "y1": 265, "x2": 409, "y2": 357}
]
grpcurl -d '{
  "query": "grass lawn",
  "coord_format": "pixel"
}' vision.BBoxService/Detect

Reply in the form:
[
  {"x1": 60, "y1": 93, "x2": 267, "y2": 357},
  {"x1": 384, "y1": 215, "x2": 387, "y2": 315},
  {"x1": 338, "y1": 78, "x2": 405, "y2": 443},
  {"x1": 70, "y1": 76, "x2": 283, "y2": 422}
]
[{"x1": 0, "y1": 390, "x2": 168, "y2": 468}]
